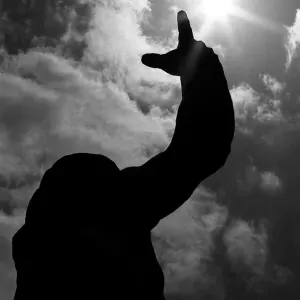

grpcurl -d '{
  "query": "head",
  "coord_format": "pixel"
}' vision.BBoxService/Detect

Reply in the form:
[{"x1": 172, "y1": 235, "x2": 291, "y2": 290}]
[{"x1": 25, "y1": 153, "x2": 120, "y2": 225}]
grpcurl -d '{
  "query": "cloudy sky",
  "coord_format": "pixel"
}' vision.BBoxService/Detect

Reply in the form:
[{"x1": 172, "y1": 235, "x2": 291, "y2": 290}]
[{"x1": 1, "y1": 0, "x2": 300, "y2": 299}]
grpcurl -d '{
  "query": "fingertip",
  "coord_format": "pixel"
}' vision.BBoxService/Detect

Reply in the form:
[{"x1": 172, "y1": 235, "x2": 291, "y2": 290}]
[
  {"x1": 141, "y1": 54, "x2": 153, "y2": 66},
  {"x1": 177, "y1": 10, "x2": 191, "y2": 30},
  {"x1": 177, "y1": 10, "x2": 187, "y2": 20},
  {"x1": 141, "y1": 54, "x2": 147, "y2": 65},
  {"x1": 141, "y1": 53, "x2": 160, "y2": 68},
  {"x1": 177, "y1": 11, "x2": 186, "y2": 25}
]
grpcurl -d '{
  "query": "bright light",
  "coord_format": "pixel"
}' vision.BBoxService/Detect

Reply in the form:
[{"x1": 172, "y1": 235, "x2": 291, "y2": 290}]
[
  {"x1": 202, "y1": 0, "x2": 235, "y2": 21},
  {"x1": 192, "y1": 0, "x2": 281, "y2": 48}
]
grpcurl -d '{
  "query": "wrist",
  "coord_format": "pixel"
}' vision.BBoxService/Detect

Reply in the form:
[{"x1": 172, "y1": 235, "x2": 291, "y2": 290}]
[{"x1": 180, "y1": 71, "x2": 214, "y2": 96}]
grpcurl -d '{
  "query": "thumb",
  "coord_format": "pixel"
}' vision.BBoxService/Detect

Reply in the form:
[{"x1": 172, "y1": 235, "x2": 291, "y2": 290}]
[{"x1": 141, "y1": 53, "x2": 163, "y2": 69}]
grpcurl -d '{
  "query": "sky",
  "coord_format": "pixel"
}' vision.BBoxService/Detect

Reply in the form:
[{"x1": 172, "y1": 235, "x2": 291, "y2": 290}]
[{"x1": 0, "y1": 0, "x2": 300, "y2": 299}]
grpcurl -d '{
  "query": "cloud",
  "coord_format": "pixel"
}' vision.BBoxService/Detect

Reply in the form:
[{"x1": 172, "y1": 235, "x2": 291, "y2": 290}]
[
  {"x1": 0, "y1": 1, "x2": 186, "y2": 298},
  {"x1": 0, "y1": 211, "x2": 23, "y2": 300},
  {"x1": 0, "y1": 0, "x2": 185, "y2": 225},
  {"x1": 152, "y1": 184, "x2": 285, "y2": 299},
  {"x1": 152, "y1": 189, "x2": 228, "y2": 299},
  {"x1": 260, "y1": 171, "x2": 282, "y2": 193},
  {"x1": 230, "y1": 83, "x2": 261, "y2": 122},
  {"x1": 285, "y1": 9, "x2": 300, "y2": 69},
  {"x1": 230, "y1": 78, "x2": 286, "y2": 131},
  {"x1": 85, "y1": 1, "x2": 180, "y2": 84},
  {"x1": 0, "y1": 0, "x2": 94, "y2": 58},
  {"x1": 0, "y1": 48, "x2": 175, "y2": 180},
  {"x1": 260, "y1": 74, "x2": 286, "y2": 97},
  {"x1": 200, "y1": 73, "x2": 300, "y2": 298},
  {"x1": 2, "y1": 1, "x2": 300, "y2": 300}
]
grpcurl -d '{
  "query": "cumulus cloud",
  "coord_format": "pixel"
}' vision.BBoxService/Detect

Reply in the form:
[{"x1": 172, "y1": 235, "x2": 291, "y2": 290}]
[
  {"x1": 0, "y1": 210, "x2": 24, "y2": 300},
  {"x1": 285, "y1": 9, "x2": 300, "y2": 69},
  {"x1": 0, "y1": 0, "x2": 182, "y2": 211},
  {"x1": 152, "y1": 183, "x2": 287, "y2": 299},
  {"x1": 0, "y1": 0, "x2": 94, "y2": 58},
  {"x1": 152, "y1": 189, "x2": 228, "y2": 299},
  {"x1": 2, "y1": 1, "x2": 300, "y2": 300},
  {"x1": 0, "y1": 1, "x2": 183, "y2": 299},
  {"x1": 260, "y1": 172, "x2": 282, "y2": 193},
  {"x1": 199, "y1": 71, "x2": 300, "y2": 298},
  {"x1": 260, "y1": 74, "x2": 286, "y2": 97},
  {"x1": 0, "y1": 48, "x2": 176, "y2": 185},
  {"x1": 230, "y1": 83, "x2": 261, "y2": 122}
]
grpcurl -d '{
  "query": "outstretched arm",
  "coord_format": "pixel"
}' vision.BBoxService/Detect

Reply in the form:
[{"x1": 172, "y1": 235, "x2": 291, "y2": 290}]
[{"x1": 120, "y1": 11, "x2": 235, "y2": 229}]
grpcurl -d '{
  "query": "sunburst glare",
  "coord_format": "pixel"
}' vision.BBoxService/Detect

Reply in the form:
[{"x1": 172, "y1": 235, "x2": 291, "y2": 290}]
[
  {"x1": 192, "y1": 0, "x2": 285, "y2": 43},
  {"x1": 202, "y1": 0, "x2": 235, "y2": 22}
]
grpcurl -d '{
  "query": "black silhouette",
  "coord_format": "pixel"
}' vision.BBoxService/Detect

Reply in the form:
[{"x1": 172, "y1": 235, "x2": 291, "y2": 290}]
[{"x1": 12, "y1": 11, "x2": 235, "y2": 300}]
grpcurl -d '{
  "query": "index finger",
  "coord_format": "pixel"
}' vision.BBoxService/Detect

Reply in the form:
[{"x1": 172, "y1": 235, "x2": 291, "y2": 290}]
[{"x1": 177, "y1": 11, "x2": 194, "y2": 47}]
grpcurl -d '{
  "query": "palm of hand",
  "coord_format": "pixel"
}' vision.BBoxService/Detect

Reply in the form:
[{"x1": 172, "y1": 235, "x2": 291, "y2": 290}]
[
  {"x1": 141, "y1": 11, "x2": 216, "y2": 88},
  {"x1": 142, "y1": 11, "x2": 198, "y2": 75}
]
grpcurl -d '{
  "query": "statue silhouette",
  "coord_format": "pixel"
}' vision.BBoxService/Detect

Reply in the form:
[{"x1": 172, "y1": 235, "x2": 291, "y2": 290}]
[{"x1": 12, "y1": 11, "x2": 235, "y2": 300}]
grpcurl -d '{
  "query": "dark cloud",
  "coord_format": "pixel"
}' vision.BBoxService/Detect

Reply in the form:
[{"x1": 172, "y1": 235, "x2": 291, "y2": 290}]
[
  {"x1": 0, "y1": 0, "x2": 176, "y2": 221},
  {"x1": 0, "y1": 215, "x2": 19, "y2": 300},
  {"x1": 197, "y1": 72, "x2": 300, "y2": 298},
  {"x1": 1, "y1": 1, "x2": 300, "y2": 300},
  {"x1": 0, "y1": 189, "x2": 14, "y2": 215},
  {"x1": 0, "y1": 0, "x2": 93, "y2": 59}
]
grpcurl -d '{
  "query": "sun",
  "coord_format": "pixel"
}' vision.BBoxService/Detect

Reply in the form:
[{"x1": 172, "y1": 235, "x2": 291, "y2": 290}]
[
  {"x1": 192, "y1": 0, "x2": 280, "y2": 49},
  {"x1": 202, "y1": 0, "x2": 235, "y2": 22}
]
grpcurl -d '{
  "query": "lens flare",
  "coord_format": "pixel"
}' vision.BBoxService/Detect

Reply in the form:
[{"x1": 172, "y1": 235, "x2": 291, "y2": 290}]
[
  {"x1": 202, "y1": 0, "x2": 235, "y2": 21},
  {"x1": 193, "y1": 0, "x2": 283, "y2": 46}
]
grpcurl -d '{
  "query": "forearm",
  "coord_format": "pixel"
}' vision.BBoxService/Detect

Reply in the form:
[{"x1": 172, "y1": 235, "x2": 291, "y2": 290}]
[
  {"x1": 168, "y1": 62, "x2": 235, "y2": 173},
  {"x1": 120, "y1": 59, "x2": 235, "y2": 226},
  {"x1": 120, "y1": 146, "x2": 205, "y2": 227}
]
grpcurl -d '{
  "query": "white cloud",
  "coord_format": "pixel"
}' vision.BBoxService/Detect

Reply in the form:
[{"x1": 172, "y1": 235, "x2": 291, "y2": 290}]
[
  {"x1": 230, "y1": 83, "x2": 261, "y2": 121},
  {"x1": 3, "y1": 1, "x2": 300, "y2": 299},
  {"x1": 1, "y1": 50, "x2": 175, "y2": 171},
  {"x1": 153, "y1": 188, "x2": 229, "y2": 299},
  {"x1": 224, "y1": 219, "x2": 268, "y2": 276},
  {"x1": 236, "y1": 165, "x2": 282, "y2": 194},
  {"x1": 0, "y1": 1, "x2": 189, "y2": 213},
  {"x1": 85, "y1": 1, "x2": 180, "y2": 85},
  {"x1": 260, "y1": 171, "x2": 281, "y2": 193},
  {"x1": 230, "y1": 80, "x2": 285, "y2": 127},
  {"x1": 0, "y1": 0, "x2": 187, "y2": 221},
  {"x1": 285, "y1": 9, "x2": 300, "y2": 69},
  {"x1": 0, "y1": 1, "x2": 183, "y2": 223},
  {"x1": 0, "y1": 2, "x2": 186, "y2": 295},
  {"x1": 260, "y1": 74, "x2": 285, "y2": 97}
]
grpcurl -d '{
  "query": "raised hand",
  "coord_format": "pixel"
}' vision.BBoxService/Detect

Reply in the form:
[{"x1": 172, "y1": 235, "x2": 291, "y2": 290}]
[
  {"x1": 141, "y1": 10, "x2": 195, "y2": 76},
  {"x1": 142, "y1": 10, "x2": 235, "y2": 174},
  {"x1": 141, "y1": 11, "x2": 218, "y2": 92}
]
